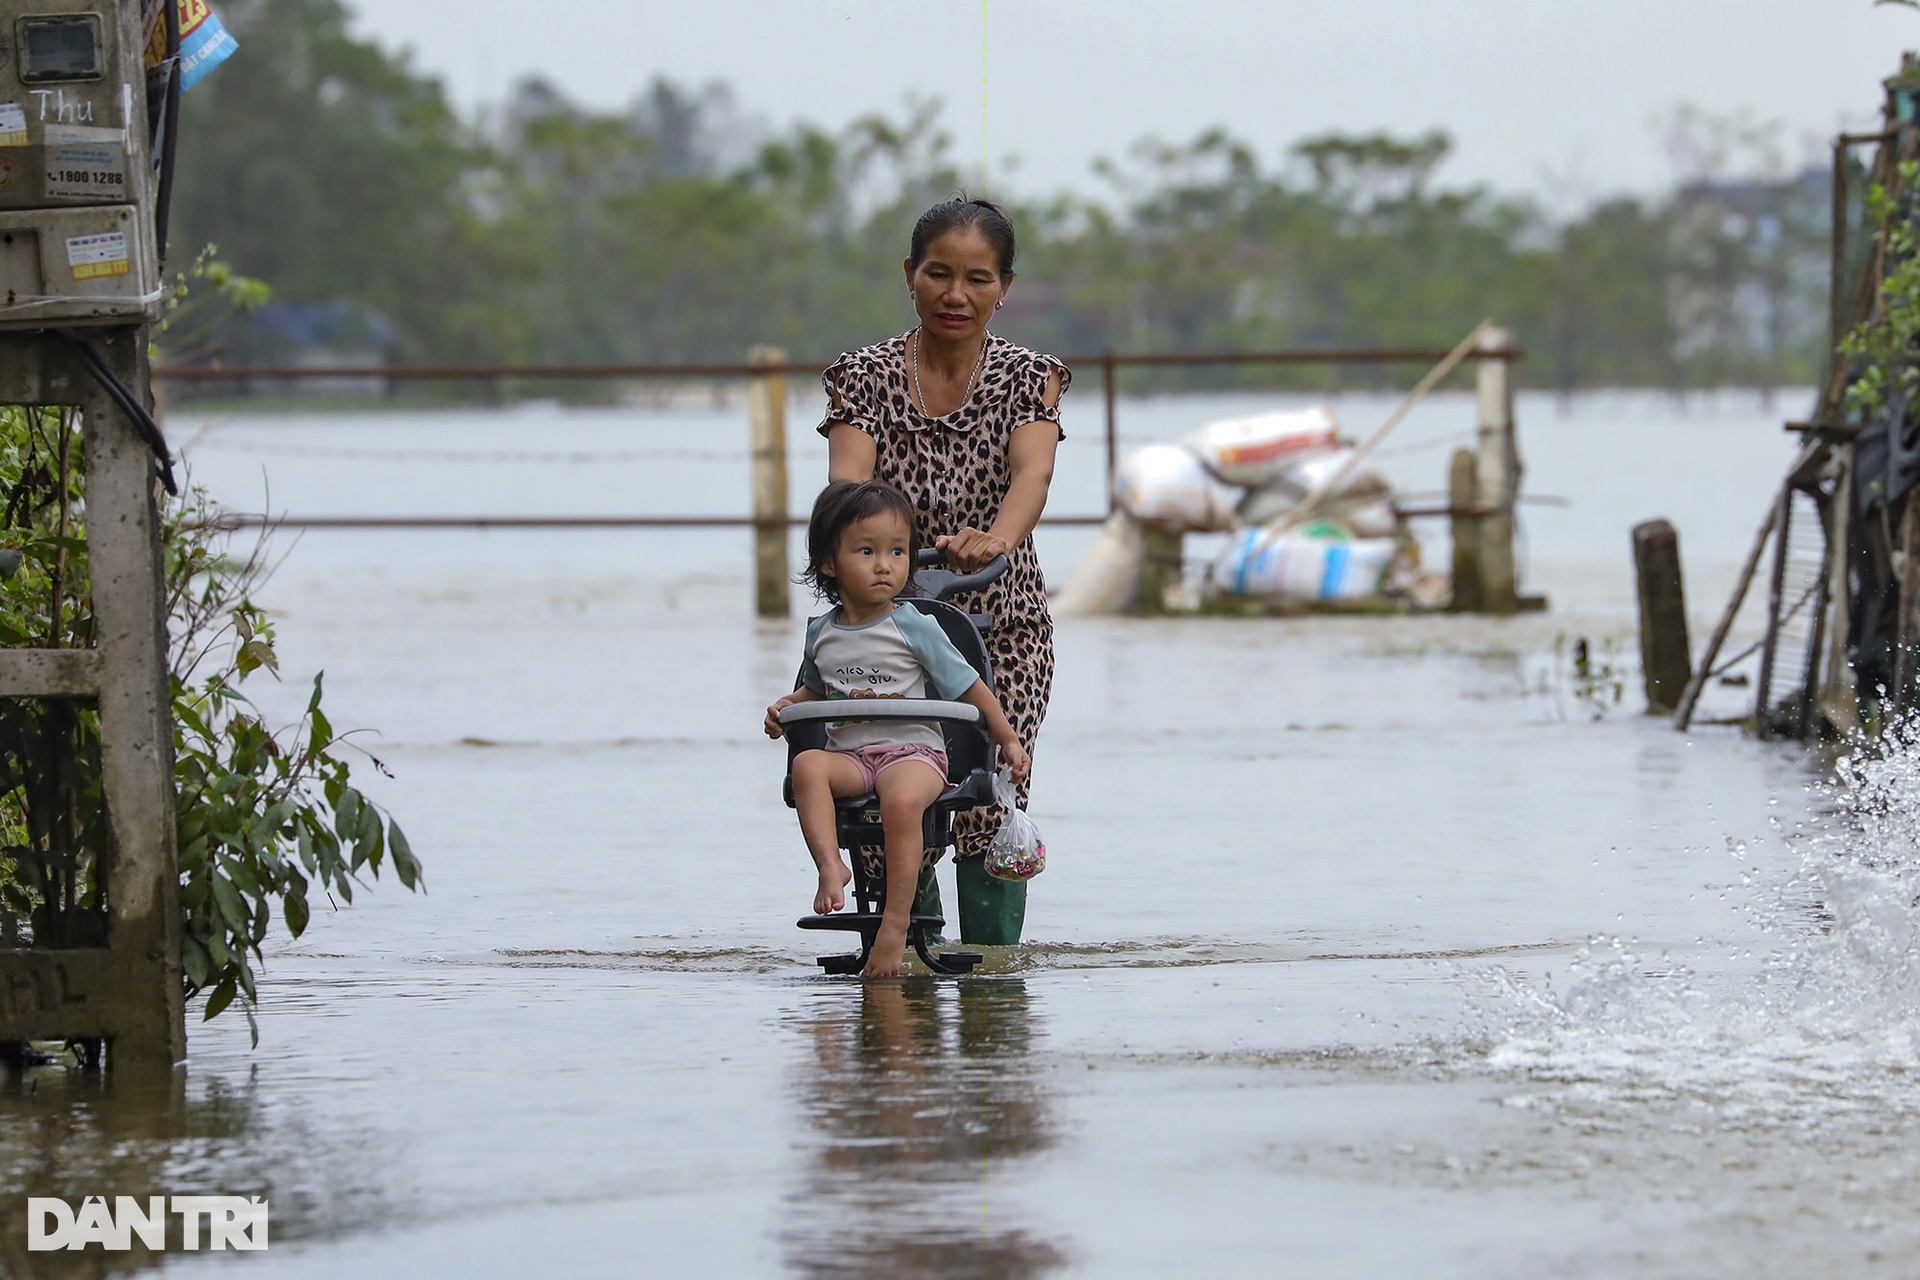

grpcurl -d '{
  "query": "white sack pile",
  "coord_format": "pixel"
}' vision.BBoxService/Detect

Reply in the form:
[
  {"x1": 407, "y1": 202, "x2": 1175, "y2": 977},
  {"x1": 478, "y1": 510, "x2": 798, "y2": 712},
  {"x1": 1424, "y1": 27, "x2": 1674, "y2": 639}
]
[{"x1": 1058, "y1": 404, "x2": 1434, "y2": 613}]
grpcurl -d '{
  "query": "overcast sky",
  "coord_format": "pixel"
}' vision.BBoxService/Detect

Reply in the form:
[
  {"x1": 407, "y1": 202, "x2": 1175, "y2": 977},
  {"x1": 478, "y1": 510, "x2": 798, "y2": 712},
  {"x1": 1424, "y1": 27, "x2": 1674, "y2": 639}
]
[{"x1": 347, "y1": 1, "x2": 1914, "y2": 204}]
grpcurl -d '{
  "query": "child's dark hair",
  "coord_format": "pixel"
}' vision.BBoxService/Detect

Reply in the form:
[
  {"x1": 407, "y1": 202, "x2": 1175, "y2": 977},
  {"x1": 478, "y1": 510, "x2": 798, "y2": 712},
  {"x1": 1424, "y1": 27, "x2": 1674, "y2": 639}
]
[{"x1": 801, "y1": 480, "x2": 920, "y2": 603}]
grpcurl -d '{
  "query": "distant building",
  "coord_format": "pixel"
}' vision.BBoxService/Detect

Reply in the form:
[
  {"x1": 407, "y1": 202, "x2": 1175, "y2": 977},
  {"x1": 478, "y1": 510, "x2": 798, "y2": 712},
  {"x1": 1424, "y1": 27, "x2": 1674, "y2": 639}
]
[
  {"x1": 230, "y1": 300, "x2": 399, "y2": 396},
  {"x1": 1666, "y1": 167, "x2": 1830, "y2": 383}
]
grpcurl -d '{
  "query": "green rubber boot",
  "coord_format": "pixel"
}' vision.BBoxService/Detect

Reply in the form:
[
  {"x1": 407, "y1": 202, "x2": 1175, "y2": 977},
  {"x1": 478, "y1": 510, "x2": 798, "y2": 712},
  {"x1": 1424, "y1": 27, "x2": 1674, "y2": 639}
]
[
  {"x1": 912, "y1": 865, "x2": 945, "y2": 944},
  {"x1": 957, "y1": 856, "x2": 1026, "y2": 945}
]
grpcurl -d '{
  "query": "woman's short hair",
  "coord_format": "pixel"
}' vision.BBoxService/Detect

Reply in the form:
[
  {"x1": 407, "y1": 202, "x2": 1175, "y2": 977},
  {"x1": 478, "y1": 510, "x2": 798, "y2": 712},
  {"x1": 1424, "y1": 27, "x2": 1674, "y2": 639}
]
[
  {"x1": 909, "y1": 196, "x2": 1017, "y2": 283},
  {"x1": 801, "y1": 479, "x2": 921, "y2": 603}
]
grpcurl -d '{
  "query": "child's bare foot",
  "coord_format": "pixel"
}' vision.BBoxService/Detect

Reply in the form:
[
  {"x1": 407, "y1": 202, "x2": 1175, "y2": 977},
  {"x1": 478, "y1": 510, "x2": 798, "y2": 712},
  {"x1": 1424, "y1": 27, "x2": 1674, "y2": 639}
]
[
  {"x1": 814, "y1": 859, "x2": 853, "y2": 914},
  {"x1": 860, "y1": 922, "x2": 909, "y2": 977}
]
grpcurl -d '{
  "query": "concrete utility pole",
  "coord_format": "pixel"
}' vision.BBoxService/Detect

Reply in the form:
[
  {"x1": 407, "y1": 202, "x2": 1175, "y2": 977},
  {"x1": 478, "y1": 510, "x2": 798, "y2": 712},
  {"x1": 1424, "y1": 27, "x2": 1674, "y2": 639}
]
[{"x1": 0, "y1": 0, "x2": 184, "y2": 1069}]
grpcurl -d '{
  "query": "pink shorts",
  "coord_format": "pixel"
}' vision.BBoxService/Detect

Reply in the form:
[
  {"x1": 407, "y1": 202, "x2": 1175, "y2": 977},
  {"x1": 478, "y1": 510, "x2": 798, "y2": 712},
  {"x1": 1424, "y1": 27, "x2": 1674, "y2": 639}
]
[{"x1": 838, "y1": 743, "x2": 949, "y2": 792}]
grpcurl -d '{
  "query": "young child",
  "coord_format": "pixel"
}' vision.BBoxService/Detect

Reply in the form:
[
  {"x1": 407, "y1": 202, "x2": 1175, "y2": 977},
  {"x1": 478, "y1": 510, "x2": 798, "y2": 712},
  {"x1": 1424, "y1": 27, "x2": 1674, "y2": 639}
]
[{"x1": 765, "y1": 480, "x2": 1030, "y2": 978}]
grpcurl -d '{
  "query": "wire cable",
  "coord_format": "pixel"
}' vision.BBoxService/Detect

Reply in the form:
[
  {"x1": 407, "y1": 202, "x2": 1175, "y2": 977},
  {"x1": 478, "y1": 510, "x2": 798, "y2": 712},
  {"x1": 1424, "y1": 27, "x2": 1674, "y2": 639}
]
[{"x1": 53, "y1": 331, "x2": 177, "y2": 495}]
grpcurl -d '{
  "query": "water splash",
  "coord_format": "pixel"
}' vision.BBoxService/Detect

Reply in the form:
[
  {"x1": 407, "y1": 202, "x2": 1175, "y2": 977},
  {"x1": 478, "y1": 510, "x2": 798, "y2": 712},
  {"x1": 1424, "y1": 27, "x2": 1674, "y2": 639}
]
[
  {"x1": 1472, "y1": 722, "x2": 1920, "y2": 1130},
  {"x1": 1274, "y1": 732, "x2": 1920, "y2": 1270}
]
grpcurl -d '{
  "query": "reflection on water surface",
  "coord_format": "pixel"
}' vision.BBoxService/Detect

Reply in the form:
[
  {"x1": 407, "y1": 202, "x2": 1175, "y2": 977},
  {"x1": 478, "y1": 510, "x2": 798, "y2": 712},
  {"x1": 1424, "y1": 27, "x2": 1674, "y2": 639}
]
[
  {"x1": 0, "y1": 1068, "x2": 259, "y2": 1273},
  {"x1": 784, "y1": 980, "x2": 1066, "y2": 1279}
]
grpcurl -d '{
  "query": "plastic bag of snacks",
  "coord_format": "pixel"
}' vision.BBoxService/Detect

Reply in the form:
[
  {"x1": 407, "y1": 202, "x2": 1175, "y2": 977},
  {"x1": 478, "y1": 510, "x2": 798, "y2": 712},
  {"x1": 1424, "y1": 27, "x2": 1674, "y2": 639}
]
[{"x1": 987, "y1": 767, "x2": 1045, "y2": 881}]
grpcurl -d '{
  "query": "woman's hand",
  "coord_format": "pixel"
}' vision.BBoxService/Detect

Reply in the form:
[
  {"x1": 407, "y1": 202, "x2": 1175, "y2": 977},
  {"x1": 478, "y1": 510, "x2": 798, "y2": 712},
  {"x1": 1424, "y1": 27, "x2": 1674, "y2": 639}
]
[{"x1": 936, "y1": 527, "x2": 1010, "y2": 574}]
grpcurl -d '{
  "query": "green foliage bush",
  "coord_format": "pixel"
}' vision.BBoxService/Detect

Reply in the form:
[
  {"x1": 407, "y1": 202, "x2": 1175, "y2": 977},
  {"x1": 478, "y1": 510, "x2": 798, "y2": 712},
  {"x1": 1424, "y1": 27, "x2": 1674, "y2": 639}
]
[
  {"x1": 0, "y1": 407, "x2": 108, "y2": 951},
  {"x1": 1842, "y1": 160, "x2": 1920, "y2": 422},
  {"x1": 165, "y1": 487, "x2": 420, "y2": 1042},
  {"x1": 0, "y1": 255, "x2": 422, "y2": 1044}
]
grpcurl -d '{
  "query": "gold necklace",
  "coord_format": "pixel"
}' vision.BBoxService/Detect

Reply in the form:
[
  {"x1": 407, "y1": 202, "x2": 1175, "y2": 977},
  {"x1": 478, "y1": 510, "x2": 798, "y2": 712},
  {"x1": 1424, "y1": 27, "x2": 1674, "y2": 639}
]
[{"x1": 910, "y1": 327, "x2": 988, "y2": 416}]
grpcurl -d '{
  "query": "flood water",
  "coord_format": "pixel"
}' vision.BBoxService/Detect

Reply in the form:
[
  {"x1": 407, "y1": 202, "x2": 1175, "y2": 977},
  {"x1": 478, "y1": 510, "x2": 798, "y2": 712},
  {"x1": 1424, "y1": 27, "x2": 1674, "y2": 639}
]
[{"x1": 12, "y1": 385, "x2": 1917, "y2": 1277}]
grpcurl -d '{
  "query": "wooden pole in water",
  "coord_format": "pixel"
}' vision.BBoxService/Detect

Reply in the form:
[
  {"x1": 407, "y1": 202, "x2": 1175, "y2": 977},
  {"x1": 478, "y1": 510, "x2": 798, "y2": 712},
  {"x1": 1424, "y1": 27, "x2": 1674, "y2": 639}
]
[
  {"x1": 1754, "y1": 483, "x2": 1795, "y2": 736},
  {"x1": 1448, "y1": 447, "x2": 1484, "y2": 613},
  {"x1": 1632, "y1": 519, "x2": 1692, "y2": 715},
  {"x1": 1674, "y1": 499, "x2": 1777, "y2": 730},
  {"x1": 1815, "y1": 461, "x2": 1857, "y2": 736},
  {"x1": 748, "y1": 345, "x2": 790, "y2": 619},
  {"x1": 1474, "y1": 326, "x2": 1520, "y2": 613}
]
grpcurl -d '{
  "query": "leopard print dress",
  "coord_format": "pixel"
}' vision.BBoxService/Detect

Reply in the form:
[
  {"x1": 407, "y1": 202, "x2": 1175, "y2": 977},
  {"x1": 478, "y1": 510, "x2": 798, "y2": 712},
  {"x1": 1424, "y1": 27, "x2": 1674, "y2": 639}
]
[{"x1": 820, "y1": 331, "x2": 1070, "y2": 873}]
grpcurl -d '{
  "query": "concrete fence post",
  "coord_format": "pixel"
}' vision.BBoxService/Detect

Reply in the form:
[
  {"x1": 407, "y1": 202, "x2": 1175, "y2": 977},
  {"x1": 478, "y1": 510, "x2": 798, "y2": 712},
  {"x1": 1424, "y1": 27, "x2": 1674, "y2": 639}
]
[
  {"x1": 747, "y1": 345, "x2": 789, "y2": 619},
  {"x1": 1474, "y1": 328, "x2": 1520, "y2": 614},
  {"x1": 1448, "y1": 446, "x2": 1483, "y2": 613},
  {"x1": 1136, "y1": 522, "x2": 1184, "y2": 615}
]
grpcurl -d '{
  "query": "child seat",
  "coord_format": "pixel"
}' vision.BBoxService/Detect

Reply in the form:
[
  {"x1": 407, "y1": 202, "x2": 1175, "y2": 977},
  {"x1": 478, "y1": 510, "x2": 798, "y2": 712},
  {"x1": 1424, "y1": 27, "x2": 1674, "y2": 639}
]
[{"x1": 780, "y1": 551, "x2": 1008, "y2": 974}]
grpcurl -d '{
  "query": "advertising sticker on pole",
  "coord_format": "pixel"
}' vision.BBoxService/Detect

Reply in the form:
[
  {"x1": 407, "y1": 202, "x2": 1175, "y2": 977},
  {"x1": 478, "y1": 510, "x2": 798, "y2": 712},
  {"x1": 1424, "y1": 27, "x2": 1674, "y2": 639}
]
[{"x1": 142, "y1": 0, "x2": 238, "y2": 93}]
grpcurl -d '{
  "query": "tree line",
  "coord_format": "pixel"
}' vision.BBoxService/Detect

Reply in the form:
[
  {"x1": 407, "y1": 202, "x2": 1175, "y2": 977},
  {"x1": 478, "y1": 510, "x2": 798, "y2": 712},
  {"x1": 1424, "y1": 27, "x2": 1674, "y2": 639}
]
[{"x1": 168, "y1": 0, "x2": 1834, "y2": 390}]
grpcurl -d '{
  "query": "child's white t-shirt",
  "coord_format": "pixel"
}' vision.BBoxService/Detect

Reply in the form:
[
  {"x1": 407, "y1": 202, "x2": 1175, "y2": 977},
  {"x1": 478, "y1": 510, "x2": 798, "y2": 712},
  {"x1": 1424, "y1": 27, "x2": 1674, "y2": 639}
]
[{"x1": 799, "y1": 603, "x2": 981, "y2": 752}]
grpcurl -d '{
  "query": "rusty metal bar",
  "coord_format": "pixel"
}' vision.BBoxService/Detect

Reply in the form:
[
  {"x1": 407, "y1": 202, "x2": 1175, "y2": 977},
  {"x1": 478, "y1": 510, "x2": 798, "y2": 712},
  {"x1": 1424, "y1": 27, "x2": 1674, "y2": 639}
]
[
  {"x1": 152, "y1": 345, "x2": 1525, "y2": 385},
  {"x1": 1068, "y1": 346, "x2": 1522, "y2": 370},
  {"x1": 196, "y1": 513, "x2": 1114, "y2": 531},
  {"x1": 1397, "y1": 498, "x2": 1559, "y2": 521},
  {"x1": 163, "y1": 342, "x2": 1525, "y2": 538}
]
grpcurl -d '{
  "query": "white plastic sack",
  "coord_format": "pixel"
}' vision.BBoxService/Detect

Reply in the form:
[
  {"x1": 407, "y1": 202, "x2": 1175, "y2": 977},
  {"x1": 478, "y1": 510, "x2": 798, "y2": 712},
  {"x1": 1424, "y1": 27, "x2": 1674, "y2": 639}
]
[
  {"x1": 1213, "y1": 523, "x2": 1398, "y2": 600},
  {"x1": 1237, "y1": 488, "x2": 1401, "y2": 538},
  {"x1": 1331, "y1": 498, "x2": 1400, "y2": 539},
  {"x1": 1112, "y1": 444, "x2": 1239, "y2": 531},
  {"x1": 1235, "y1": 482, "x2": 1301, "y2": 528},
  {"x1": 1235, "y1": 445, "x2": 1400, "y2": 533},
  {"x1": 1053, "y1": 512, "x2": 1145, "y2": 617},
  {"x1": 1282, "y1": 448, "x2": 1394, "y2": 502},
  {"x1": 987, "y1": 767, "x2": 1045, "y2": 881},
  {"x1": 1182, "y1": 406, "x2": 1341, "y2": 487}
]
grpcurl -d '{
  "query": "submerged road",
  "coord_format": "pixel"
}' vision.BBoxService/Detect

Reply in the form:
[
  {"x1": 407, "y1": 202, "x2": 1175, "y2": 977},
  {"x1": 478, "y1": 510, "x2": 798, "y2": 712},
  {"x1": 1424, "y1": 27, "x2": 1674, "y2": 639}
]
[{"x1": 12, "y1": 392, "x2": 1907, "y2": 1277}]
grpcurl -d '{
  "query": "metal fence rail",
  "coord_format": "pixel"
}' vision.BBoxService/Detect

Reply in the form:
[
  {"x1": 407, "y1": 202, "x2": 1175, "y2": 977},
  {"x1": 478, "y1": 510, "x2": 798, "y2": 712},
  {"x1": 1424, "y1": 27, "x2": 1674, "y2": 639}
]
[
  {"x1": 202, "y1": 513, "x2": 1116, "y2": 531},
  {"x1": 156, "y1": 344, "x2": 1522, "y2": 533},
  {"x1": 152, "y1": 346, "x2": 1522, "y2": 383}
]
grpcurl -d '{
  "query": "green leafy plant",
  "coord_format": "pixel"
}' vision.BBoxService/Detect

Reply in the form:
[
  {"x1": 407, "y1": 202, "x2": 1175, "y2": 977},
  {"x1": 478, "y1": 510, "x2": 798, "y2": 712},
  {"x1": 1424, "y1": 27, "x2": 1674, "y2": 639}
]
[
  {"x1": 0, "y1": 405, "x2": 107, "y2": 950},
  {"x1": 1524, "y1": 634, "x2": 1626, "y2": 721},
  {"x1": 1567, "y1": 635, "x2": 1627, "y2": 719},
  {"x1": 1841, "y1": 160, "x2": 1920, "y2": 422},
  {"x1": 156, "y1": 244, "x2": 274, "y2": 366},
  {"x1": 166, "y1": 486, "x2": 421, "y2": 1043}
]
